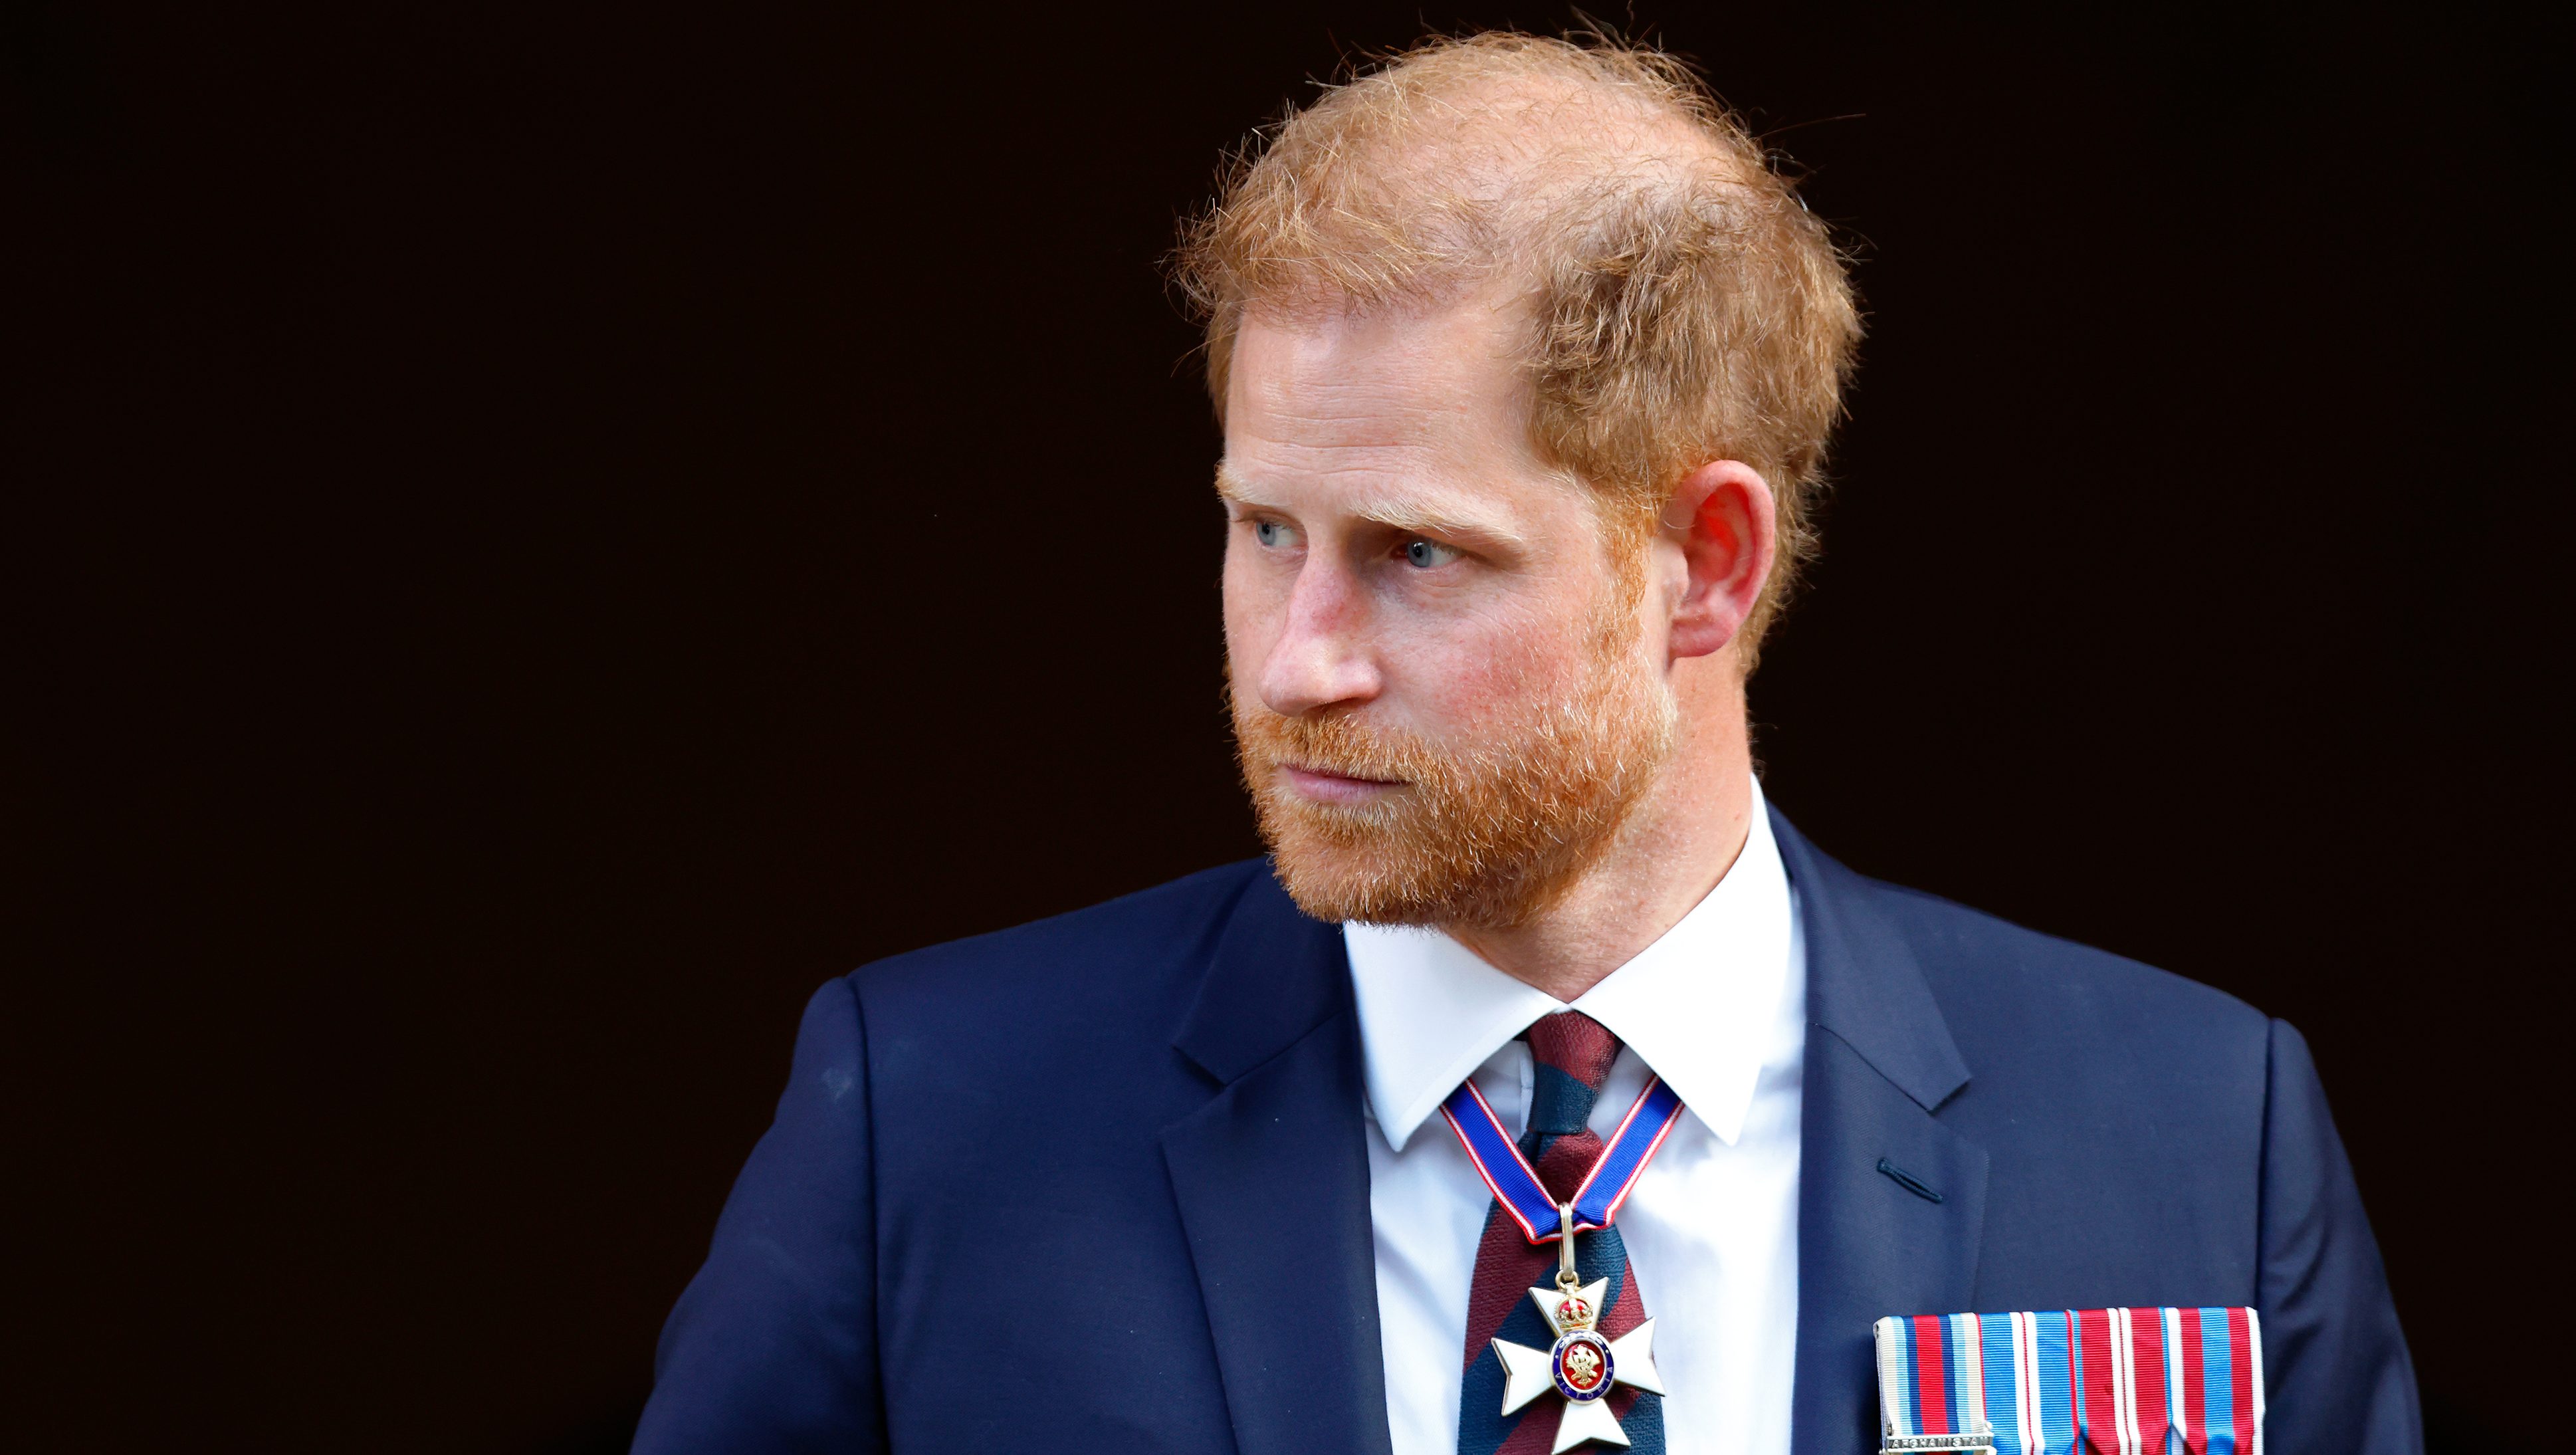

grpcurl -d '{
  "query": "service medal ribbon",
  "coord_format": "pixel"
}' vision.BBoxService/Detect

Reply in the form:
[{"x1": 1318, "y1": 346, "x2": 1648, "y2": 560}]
[{"x1": 1873, "y1": 1306, "x2": 2266, "y2": 1455}]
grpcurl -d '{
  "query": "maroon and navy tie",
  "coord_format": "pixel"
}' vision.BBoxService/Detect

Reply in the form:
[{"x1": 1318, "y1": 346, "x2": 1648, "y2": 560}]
[{"x1": 1455, "y1": 1011, "x2": 1665, "y2": 1454}]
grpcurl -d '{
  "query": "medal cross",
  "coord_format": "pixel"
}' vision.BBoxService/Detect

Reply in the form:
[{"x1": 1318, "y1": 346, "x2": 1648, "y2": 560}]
[{"x1": 1487, "y1": 1218, "x2": 1666, "y2": 1454}]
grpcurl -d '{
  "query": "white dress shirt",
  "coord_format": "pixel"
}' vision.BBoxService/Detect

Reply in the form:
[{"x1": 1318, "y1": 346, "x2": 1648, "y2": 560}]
[{"x1": 1345, "y1": 774, "x2": 1807, "y2": 1455}]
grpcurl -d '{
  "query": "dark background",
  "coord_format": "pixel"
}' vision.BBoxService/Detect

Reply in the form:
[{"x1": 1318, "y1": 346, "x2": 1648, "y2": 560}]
[{"x1": 9, "y1": 3, "x2": 2565, "y2": 1450}]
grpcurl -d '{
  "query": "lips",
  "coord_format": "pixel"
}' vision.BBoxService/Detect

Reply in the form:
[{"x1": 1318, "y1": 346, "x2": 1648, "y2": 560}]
[
  {"x1": 1277, "y1": 762, "x2": 1406, "y2": 804},
  {"x1": 1280, "y1": 761, "x2": 1402, "y2": 787}
]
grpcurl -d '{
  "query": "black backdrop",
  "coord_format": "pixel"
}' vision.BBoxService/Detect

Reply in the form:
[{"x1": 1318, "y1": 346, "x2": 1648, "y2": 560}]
[{"x1": 9, "y1": 5, "x2": 2566, "y2": 1450}]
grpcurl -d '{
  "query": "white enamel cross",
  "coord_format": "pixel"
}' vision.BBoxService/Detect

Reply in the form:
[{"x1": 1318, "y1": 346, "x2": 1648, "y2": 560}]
[{"x1": 1489, "y1": 1278, "x2": 1667, "y2": 1454}]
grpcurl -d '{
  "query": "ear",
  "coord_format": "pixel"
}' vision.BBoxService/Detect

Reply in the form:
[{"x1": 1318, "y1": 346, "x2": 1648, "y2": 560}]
[{"x1": 1660, "y1": 460, "x2": 1777, "y2": 662}]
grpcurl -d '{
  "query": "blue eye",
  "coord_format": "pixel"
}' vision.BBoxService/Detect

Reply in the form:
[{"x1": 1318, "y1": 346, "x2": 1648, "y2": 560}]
[
  {"x1": 1254, "y1": 520, "x2": 1287, "y2": 548},
  {"x1": 1404, "y1": 539, "x2": 1460, "y2": 569}
]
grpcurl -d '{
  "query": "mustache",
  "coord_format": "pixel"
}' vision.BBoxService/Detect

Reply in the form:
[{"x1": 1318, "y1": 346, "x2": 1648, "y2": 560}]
[{"x1": 1230, "y1": 698, "x2": 1449, "y2": 784}]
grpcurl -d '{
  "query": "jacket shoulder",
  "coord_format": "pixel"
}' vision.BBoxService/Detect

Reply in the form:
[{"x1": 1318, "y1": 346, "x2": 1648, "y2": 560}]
[
  {"x1": 1859, "y1": 875, "x2": 2273, "y2": 1083},
  {"x1": 841, "y1": 858, "x2": 1270, "y2": 1048}
]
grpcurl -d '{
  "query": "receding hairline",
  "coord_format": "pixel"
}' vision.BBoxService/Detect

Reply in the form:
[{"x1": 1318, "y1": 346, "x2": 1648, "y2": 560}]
[
  {"x1": 1402, "y1": 66, "x2": 1747, "y2": 182},
  {"x1": 1214, "y1": 56, "x2": 1763, "y2": 310}
]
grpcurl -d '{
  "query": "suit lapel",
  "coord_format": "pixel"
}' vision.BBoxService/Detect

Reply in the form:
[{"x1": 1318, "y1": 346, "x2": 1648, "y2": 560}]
[
  {"x1": 1774, "y1": 809, "x2": 1991, "y2": 1455},
  {"x1": 1161, "y1": 868, "x2": 1393, "y2": 1455}
]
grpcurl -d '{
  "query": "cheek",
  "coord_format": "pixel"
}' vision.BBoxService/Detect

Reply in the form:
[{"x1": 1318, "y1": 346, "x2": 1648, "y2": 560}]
[{"x1": 1379, "y1": 598, "x2": 1584, "y2": 727}]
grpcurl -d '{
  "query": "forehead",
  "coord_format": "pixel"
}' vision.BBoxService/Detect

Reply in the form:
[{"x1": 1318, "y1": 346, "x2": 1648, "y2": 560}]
[
  {"x1": 1226, "y1": 294, "x2": 1522, "y2": 443},
  {"x1": 1219, "y1": 298, "x2": 1585, "y2": 532}
]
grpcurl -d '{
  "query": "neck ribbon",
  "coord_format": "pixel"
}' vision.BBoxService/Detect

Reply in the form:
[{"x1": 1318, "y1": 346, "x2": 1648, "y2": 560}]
[{"x1": 1436, "y1": 1067, "x2": 1686, "y2": 1244}]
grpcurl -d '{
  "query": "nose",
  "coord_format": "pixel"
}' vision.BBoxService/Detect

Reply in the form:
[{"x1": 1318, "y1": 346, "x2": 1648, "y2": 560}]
[{"x1": 1259, "y1": 554, "x2": 1382, "y2": 717}]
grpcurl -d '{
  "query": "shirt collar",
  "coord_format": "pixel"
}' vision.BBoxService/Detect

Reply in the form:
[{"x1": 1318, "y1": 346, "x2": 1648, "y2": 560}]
[{"x1": 1344, "y1": 774, "x2": 1797, "y2": 1152}]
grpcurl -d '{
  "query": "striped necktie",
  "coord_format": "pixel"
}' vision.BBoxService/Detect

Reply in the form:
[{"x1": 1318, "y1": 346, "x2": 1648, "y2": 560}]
[{"x1": 1456, "y1": 1011, "x2": 1666, "y2": 1454}]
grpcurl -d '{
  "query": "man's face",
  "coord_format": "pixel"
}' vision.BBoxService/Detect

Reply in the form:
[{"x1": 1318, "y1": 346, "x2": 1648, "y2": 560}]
[{"x1": 1220, "y1": 296, "x2": 1677, "y2": 929}]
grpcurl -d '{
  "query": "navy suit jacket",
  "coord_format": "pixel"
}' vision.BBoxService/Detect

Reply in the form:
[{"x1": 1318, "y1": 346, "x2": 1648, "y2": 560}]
[{"x1": 633, "y1": 809, "x2": 2419, "y2": 1454}]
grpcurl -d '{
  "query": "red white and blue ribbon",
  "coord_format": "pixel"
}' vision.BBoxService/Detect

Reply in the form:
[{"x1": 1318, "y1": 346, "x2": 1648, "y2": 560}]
[
  {"x1": 1436, "y1": 1073, "x2": 1686, "y2": 1243},
  {"x1": 1873, "y1": 1307, "x2": 2264, "y2": 1454}
]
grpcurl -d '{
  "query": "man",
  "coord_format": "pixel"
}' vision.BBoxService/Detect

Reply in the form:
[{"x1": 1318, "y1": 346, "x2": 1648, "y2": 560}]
[{"x1": 633, "y1": 33, "x2": 2417, "y2": 1455}]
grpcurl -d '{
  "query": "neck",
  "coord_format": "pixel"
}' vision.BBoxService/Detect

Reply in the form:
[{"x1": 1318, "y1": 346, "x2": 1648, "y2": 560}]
[{"x1": 1448, "y1": 657, "x2": 1753, "y2": 1002}]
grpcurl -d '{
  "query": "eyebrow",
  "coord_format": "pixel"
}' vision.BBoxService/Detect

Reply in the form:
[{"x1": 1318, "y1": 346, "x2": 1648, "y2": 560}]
[{"x1": 1215, "y1": 465, "x2": 1529, "y2": 552}]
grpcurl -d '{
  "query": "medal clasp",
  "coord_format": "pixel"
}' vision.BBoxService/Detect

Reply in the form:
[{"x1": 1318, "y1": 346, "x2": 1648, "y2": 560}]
[{"x1": 1555, "y1": 1200, "x2": 1580, "y2": 1290}]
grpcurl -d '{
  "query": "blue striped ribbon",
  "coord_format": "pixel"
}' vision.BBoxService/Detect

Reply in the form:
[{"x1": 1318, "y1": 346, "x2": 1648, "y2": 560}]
[{"x1": 1437, "y1": 1074, "x2": 1686, "y2": 1243}]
